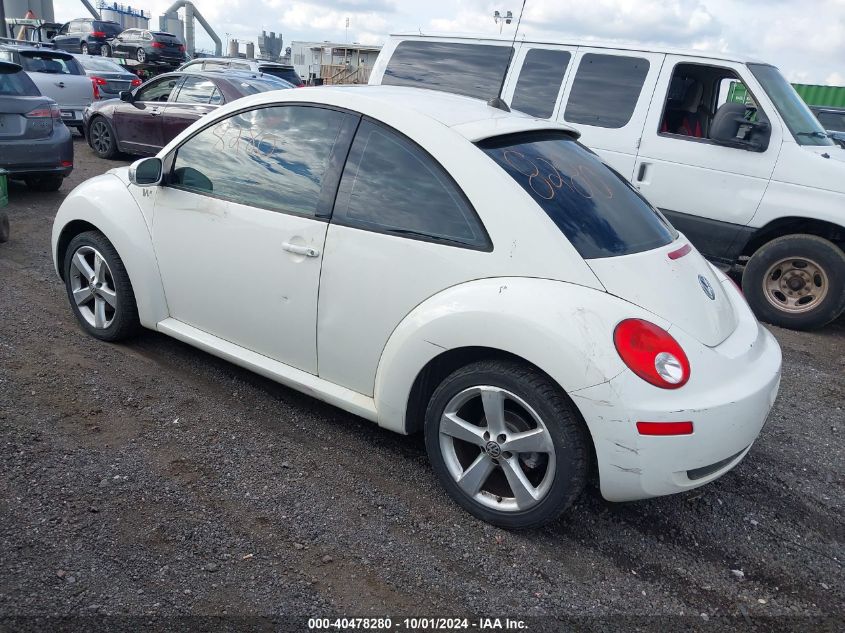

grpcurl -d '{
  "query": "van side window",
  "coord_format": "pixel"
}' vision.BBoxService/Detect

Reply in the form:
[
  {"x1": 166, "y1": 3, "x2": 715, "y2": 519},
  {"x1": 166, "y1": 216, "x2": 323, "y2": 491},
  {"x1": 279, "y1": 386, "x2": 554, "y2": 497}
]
[
  {"x1": 658, "y1": 63, "x2": 768, "y2": 148},
  {"x1": 382, "y1": 40, "x2": 513, "y2": 100},
  {"x1": 563, "y1": 54, "x2": 649, "y2": 129},
  {"x1": 332, "y1": 119, "x2": 490, "y2": 250},
  {"x1": 511, "y1": 49, "x2": 570, "y2": 118}
]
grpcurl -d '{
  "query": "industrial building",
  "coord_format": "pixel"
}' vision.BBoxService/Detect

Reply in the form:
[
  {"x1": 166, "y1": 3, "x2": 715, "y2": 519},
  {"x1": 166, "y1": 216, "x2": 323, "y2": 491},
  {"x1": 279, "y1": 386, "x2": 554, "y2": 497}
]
[{"x1": 290, "y1": 40, "x2": 381, "y2": 84}]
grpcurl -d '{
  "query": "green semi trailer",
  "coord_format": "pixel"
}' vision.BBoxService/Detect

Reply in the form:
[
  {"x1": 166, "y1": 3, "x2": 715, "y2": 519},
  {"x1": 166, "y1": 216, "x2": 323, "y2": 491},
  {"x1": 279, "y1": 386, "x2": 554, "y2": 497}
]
[{"x1": 728, "y1": 81, "x2": 845, "y2": 107}]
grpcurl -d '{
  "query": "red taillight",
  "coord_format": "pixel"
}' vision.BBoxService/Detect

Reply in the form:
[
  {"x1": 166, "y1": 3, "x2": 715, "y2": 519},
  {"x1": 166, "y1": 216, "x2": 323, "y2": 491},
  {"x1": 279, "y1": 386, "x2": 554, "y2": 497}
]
[
  {"x1": 90, "y1": 76, "x2": 104, "y2": 99},
  {"x1": 61, "y1": 160, "x2": 73, "y2": 168},
  {"x1": 636, "y1": 421, "x2": 694, "y2": 436},
  {"x1": 178, "y1": 44, "x2": 185, "y2": 52},
  {"x1": 151, "y1": 41, "x2": 165, "y2": 49},
  {"x1": 131, "y1": 78, "x2": 142, "y2": 87},
  {"x1": 26, "y1": 104, "x2": 61, "y2": 120},
  {"x1": 613, "y1": 319, "x2": 690, "y2": 389},
  {"x1": 91, "y1": 30, "x2": 107, "y2": 38}
]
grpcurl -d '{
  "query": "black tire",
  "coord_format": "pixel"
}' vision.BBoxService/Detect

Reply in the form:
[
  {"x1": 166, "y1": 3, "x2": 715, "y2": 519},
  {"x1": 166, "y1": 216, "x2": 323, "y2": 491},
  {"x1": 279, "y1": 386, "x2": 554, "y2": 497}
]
[
  {"x1": 136, "y1": 47, "x2": 146, "y2": 63},
  {"x1": 80, "y1": 42, "x2": 89, "y2": 55},
  {"x1": 100, "y1": 44, "x2": 111, "y2": 57},
  {"x1": 743, "y1": 234, "x2": 845, "y2": 330},
  {"x1": 63, "y1": 231, "x2": 141, "y2": 342},
  {"x1": 88, "y1": 116, "x2": 119, "y2": 159},
  {"x1": 0, "y1": 212, "x2": 9, "y2": 244},
  {"x1": 424, "y1": 360, "x2": 589, "y2": 529},
  {"x1": 24, "y1": 174, "x2": 63, "y2": 192}
]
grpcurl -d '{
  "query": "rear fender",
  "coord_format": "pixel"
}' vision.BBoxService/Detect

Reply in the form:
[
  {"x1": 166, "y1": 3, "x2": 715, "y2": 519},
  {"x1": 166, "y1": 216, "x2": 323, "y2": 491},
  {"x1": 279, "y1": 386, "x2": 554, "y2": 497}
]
[
  {"x1": 51, "y1": 173, "x2": 168, "y2": 328},
  {"x1": 373, "y1": 277, "x2": 667, "y2": 434}
]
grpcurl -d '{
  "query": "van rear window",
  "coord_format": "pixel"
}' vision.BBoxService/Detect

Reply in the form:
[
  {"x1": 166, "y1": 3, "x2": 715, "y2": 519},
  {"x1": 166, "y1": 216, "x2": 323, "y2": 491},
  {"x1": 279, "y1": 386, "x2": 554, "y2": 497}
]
[
  {"x1": 478, "y1": 131, "x2": 676, "y2": 259},
  {"x1": 382, "y1": 40, "x2": 512, "y2": 100}
]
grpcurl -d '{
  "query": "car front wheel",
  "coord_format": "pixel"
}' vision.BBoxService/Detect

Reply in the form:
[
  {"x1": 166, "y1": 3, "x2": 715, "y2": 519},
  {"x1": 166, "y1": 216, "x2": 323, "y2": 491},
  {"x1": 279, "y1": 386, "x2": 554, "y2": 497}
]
[
  {"x1": 743, "y1": 234, "x2": 845, "y2": 330},
  {"x1": 63, "y1": 231, "x2": 140, "y2": 341},
  {"x1": 80, "y1": 42, "x2": 89, "y2": 55},
  {"x1": 424, "y1": 360, "x2": 589, "y2": 529},
  {"x1": 88, "y1": 117, "x2": 118, "y2": 159}
]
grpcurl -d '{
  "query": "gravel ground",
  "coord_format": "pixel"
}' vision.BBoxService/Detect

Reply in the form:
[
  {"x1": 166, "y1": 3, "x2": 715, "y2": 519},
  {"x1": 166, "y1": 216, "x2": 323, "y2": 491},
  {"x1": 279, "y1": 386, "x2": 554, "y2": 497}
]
[{"x1": 0, "y1": 136, "x2": 843, "y2": 631}]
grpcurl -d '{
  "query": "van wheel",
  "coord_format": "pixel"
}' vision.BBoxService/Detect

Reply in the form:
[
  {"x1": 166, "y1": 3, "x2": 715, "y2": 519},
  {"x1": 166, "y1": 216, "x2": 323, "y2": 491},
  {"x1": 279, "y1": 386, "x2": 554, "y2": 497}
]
[
  {"x1": 424, "y1": 360, "x2": 589, "y2": 529},
  {"x1": 743, "y1": 234, "x2": 845, "y2": 330}
]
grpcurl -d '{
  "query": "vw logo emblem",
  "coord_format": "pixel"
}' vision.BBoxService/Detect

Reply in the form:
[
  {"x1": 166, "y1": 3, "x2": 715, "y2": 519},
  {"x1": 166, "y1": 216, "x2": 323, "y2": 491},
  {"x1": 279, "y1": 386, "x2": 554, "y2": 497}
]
[
  {"x1": 698, "y1": 274, "x2": 716, "y2": 300},
  {"x1": 485, "y1": 441, "x2": 502, "y2": 458}
]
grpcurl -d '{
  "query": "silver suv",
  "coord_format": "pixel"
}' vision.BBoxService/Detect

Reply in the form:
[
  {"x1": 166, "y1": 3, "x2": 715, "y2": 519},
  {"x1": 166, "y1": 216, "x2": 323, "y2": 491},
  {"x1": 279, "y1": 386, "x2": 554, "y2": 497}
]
[{"x1": 178, "y1": 58, "x2": 304, "y2": 86}]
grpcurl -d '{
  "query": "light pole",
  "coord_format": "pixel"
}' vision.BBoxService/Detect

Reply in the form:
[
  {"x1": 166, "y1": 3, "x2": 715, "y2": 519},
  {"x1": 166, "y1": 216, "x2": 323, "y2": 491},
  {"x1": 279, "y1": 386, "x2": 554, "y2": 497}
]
[{"x1": 493, "y1": 10, "x2": 513, "y2": 34}]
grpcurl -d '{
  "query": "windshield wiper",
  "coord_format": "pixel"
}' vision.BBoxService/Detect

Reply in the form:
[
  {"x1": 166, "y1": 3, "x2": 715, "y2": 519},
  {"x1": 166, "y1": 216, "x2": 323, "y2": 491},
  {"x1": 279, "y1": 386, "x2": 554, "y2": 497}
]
[{"x1": 795, "y1": 131, "x2": 828, "y2": 138}]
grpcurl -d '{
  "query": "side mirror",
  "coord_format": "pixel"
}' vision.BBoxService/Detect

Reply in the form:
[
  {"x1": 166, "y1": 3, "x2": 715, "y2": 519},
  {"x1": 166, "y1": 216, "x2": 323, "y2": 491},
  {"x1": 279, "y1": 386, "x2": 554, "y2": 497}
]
[
  {"x1": 119, "y1": 90, "x2": 133, "y2": 102},
  {"x1": 129, "y1": 157, "x2": 162, "y2": 186}
]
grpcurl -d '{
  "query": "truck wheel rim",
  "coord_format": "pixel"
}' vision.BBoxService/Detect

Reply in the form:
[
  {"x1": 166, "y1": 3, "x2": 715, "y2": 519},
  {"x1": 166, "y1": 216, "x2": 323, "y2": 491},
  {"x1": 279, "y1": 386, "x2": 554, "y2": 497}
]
[
  {"x1": 69, "y1": 245, "x2": 117, "y2": 329},
  {"x1": 763, "y1": 256, "x2": 829, "y2": 314},
  {"x1": 90, "y1": 121, "x2": 111, "y2": 155},
  {"x1": 439, "y1": 386, "x2": 556, "y2": 512}
]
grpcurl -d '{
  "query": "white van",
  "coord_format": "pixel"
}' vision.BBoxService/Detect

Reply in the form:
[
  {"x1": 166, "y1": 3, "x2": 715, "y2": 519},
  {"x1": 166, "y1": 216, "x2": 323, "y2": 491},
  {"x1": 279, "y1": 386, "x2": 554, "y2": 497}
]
[{"x1": 369, "y1": 34, "x2": 845, "y2": 330}]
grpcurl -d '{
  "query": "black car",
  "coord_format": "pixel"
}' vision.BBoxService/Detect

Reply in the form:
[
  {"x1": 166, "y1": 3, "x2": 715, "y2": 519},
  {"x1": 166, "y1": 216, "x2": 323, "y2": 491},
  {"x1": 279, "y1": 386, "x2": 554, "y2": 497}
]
[
  {"x1": 103, "y1": 29, "x2": 186, "y2": 65},
  {"x1": 84, "y1": 70, "x2": 291, "y2": 159},
  {"x1": 51, "y1": 18, "x2": 123, "y2": 56},
  {"x1": 809, "y1": 106, "x2": 845, "y2": 148}
]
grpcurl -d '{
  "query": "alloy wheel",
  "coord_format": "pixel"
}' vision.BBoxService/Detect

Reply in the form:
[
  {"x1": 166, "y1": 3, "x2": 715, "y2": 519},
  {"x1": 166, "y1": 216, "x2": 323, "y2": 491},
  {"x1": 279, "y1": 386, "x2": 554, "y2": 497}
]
[
  {"x1": 90, "y1": 120, "x2": 111, "y2": 155},
  {"x1": 438, "y1": 386, "x2": 556, "y2": 512},
  {"x1": 69, "y1": 245, "x2": 118, "y2": 329},
  {"x1": 137, "y1": 48, "x2": 146, "y2": 62},
  {"x1": 100, "y1": 44, "x2": 110, "y2": 57},
  {"x1": 763, "y1": 256, "x2": 829, "y2": 314},
  {"x1": 81, "y1": 43, "x2": 88, "y2": 55}
]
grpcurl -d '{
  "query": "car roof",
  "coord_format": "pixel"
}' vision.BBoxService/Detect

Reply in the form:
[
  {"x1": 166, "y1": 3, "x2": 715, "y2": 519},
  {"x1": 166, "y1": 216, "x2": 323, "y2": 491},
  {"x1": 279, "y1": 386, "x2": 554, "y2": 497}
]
[
  {"x1": 387, "y1": 32, "x2": 768, "y2": 66},
  {"x1": 0, "y1": 44, "x2": 74, "y2": 59},
  {"x1": 222, "y1": 85, "x2": 579, "y2": 141}
]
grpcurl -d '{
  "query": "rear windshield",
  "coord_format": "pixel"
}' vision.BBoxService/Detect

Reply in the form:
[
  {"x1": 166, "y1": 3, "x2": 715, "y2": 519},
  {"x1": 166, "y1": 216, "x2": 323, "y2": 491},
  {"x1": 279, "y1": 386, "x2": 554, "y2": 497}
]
[
  {"x1": 259, "y1": 67, "x2": 302, "y2": 85},
  {"x1": 94, "y1": 22, "x2": 123, "y2": 36},
  {"x1": 19, "y1": 52, "x2": 84, "y2": 75},
  {"x1": 382, "y1": 40, "x2": 513, "y2": 100},
  {"x1": 76, "y1": 56, "x2": 128, "y2": 73},
  {"x1": 478, "y1": 131, "x2": 676, "y2": 259},
  {"x1": 0, "y1": 69, "x2": 40, "y2": 96}
]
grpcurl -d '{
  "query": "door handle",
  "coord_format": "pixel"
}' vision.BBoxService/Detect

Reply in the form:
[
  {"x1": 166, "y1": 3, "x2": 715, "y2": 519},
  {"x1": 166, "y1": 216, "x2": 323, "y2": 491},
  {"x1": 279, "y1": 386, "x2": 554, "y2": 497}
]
[
  {"x1": 282, "y1": 243, "x2": 319, "y2": 257},
  {"x1": 636, "y1": 162, "x2": 649, "y2": 182},
  {"x1": 149, "y1": 108, "x2": 160, "y2": 116}
]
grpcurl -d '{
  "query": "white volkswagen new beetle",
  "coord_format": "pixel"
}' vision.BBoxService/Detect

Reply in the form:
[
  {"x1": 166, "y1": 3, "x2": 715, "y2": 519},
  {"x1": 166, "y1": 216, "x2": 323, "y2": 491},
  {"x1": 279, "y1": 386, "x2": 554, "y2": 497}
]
[{"x1": 52, "y1": 86, "x2": 782, "y2": 528}]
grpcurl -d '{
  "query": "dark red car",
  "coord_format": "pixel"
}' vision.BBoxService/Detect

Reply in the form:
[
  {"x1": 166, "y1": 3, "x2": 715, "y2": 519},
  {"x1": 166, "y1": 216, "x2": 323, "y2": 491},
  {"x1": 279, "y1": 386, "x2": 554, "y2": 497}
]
[{"x1": 83, "y1": 70, "x2": 293, "y2": 158}]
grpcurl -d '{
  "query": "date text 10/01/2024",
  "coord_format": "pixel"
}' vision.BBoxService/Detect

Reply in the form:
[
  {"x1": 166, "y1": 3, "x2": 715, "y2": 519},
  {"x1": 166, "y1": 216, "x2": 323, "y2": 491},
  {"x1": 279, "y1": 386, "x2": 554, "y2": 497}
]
[{"x1": 307, "y1": 617, "x2": 528, "y2": 630}]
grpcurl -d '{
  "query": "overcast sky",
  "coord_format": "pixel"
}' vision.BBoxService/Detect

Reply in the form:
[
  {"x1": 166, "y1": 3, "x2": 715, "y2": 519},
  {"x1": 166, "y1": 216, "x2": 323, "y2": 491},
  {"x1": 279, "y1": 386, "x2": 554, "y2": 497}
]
[{"x1": 52, "y1": 0, "x2": 845, "y2": 84}]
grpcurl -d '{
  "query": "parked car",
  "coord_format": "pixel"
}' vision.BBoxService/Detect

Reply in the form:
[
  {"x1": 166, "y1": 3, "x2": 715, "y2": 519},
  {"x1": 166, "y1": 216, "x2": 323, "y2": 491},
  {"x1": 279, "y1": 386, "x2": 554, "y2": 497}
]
[
  {"x1": 0, "y1": 60, "x2": 73, "y2": 192},
  {"x1": 83, "y1": 70, "x2": 292, "y2": 158},
  {"x1": 74, "y1": 54, "x2": 141, "y2": 99},
  {"x1": 810, "y1": 105, "x2": 845, "y2": 148},
  {"x1": 178, "y1": 57, "x2": 304, "y2": 86},
  {"x1": 52, "y1": 86, "x2": 782, "y2": 529},
  {"x1": 103, "y1": 29, "x2": 186, "y2": 65},
  {"x1": 50, "y1": 18, "x2": 123, "y2": 55},
  {"x1": 370, "y1": 35, "x2": 845, "y2": 330},
  {"x1": 0, "y1": 45, "x2": 93, "y2": 133}
]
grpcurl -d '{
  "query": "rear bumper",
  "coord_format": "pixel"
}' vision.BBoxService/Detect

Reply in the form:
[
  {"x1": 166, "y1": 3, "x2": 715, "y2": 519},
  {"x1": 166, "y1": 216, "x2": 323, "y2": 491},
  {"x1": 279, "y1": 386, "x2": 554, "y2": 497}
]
[
  {"x1": 146, "y1": 51, "x2": 185, "y2": 64},
  {"x1": 572, "y1": 279, "x2": 782, "y2": 502},
  {"x1": 0, "y1": 125, "x2": 74, "y2": 176}
]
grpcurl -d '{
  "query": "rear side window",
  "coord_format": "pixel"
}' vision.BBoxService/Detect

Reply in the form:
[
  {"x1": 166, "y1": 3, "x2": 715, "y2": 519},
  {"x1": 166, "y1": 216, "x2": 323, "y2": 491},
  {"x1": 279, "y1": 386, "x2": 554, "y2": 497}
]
[
  {"x1": 333, "y1": 119, "x2": 490, "y2": 249},
  {"x1": 94, "y1": 22, "x2": 122, "y2": 36},
  {"x1": 564, "y1": 54, "x2": 649, "y2": 129},
  {"x1": 0, "y1": 69, "x2": 40, "y2": 96},
  {"x1": 479, "y1": 132, "x2": 675, "y2": 258},
  {"x1": 175, "y1": 76, "x2": 217, "y2": 103},
  {"x1": 260, "y1": 67, "x2": 302, "y2": 85},
  {"x1": 382, "y1": 40, "x2": 512, "y2": 100},
  {"x1": 512, "y1": 48, "x2": 570, "y2": 118}
]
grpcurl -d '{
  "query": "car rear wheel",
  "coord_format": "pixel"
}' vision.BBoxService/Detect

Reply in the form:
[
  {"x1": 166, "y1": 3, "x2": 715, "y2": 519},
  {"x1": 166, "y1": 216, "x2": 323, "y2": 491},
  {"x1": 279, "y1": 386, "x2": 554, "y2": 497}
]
[
  {"x1": 80, "y1": 42, "x2": 89, "y2": 55},
  {"x1": 424, "y1": 360, "x2": 589, "y2": 529},
  {"x1": 136, "y1": 47, "x2": 146, "y2": 63},
  {"x1": 63, "y1": 231, "x2": 140, "y2": 342},
  {"x1": 24, "y1": 174, "x2": 63, "y2": 192},
  {"x1": 100, "y1": 44, "x2": 111, "y2": 57},
  {"x1": 743, "y1": 234, "x2": 845, "y2": 330},
  {"x1": 89, "y1": 117, "x2": 118, "y2": 159}
]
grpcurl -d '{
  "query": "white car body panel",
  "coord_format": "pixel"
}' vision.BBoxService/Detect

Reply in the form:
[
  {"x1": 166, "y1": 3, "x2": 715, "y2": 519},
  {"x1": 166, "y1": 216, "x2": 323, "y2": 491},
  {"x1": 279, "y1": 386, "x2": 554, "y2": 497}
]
[{"x1": 52, "y1": 85, "x2": 782, "y2": 505}]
